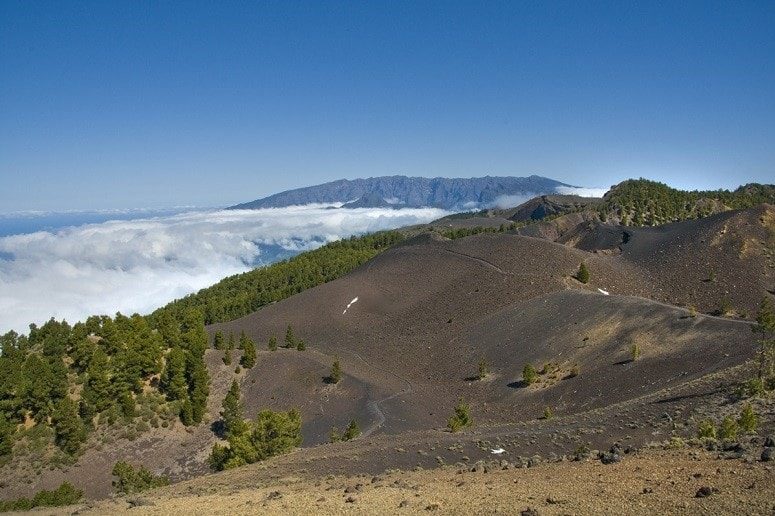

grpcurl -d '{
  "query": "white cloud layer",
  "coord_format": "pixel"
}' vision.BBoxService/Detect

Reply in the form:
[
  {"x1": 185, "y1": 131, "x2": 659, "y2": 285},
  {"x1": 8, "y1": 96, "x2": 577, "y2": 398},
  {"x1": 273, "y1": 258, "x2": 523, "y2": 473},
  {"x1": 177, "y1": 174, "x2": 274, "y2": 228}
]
[
  {"x1": 554, "y1": 186, "x2": 609, "y2": 198},
  {"x1": 0, "y1": 205, "x2": 448, "y2": 334}
]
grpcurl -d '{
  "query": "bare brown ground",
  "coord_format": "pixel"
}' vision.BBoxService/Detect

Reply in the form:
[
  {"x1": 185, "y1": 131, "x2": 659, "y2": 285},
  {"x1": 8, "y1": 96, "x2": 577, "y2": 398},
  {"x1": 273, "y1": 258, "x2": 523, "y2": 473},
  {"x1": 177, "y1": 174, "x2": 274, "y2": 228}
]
[{"x1": 42, "y1": 448, "x2": 775, "y2": 515}]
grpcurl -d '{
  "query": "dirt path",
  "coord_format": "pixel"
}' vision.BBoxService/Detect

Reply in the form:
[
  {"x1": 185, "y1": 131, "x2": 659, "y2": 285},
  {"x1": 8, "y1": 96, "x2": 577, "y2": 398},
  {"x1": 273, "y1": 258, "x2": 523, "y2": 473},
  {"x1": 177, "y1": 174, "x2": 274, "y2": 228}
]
[{"x1": 343, "y1": 349, "x2": 414, "y2": 438}]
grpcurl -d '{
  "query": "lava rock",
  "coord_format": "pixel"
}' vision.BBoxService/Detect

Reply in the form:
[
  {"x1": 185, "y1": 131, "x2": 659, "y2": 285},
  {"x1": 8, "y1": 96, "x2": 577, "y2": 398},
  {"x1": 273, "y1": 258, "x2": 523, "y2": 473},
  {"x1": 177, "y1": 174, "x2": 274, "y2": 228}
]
[
  {"x1": 600, "y1": 452, "x2": 622, "y2": 465},
  {"x1": 695, "y1": 486, "x2": 715, "y2": 498},
  {"x1": 761, "y1": 447, "x2": 774, "y2": 462}
]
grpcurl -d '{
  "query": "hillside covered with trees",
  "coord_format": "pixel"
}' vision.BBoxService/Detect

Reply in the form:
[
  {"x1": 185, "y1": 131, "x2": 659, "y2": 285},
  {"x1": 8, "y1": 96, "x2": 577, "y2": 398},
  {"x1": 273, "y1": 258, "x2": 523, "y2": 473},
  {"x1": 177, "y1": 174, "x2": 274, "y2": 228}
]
[
  {"x1": 0, "y1": 231, "x2": 405, "y2": 475},
  {"x1": 597, "y1": 179, "x2": 775, "y2": 226}
]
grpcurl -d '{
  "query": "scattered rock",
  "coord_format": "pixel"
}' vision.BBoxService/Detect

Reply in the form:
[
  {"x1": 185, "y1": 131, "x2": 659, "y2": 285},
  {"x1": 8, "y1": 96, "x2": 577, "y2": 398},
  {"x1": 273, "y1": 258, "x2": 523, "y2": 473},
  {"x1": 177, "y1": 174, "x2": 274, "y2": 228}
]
[
  {"x1": 399, "y1": 500, "x2": 410, "y2": 508},
  {"x1": 127, "y1": 497, "x2": 155, "y2": 507},
  {"x1": 521, "y1": 508, "x2": 539, "y2": 516},
  {"x1": 761, "y1": 448, "x2": 774, "y2": 462},
  {"x1": 642, "y1": 487, "x2": 653, "y2": 494},
  {"x1": 266, "y1": 491, "x2": 283, "y2": 501},
  {"x1": 695, "y1": 486, "x2": 715, "y2": 498},
  {"x1": 763, "y1": 435, "x2": 775, "y2": 448},
  {"x1": 345, "y1": 496, "x2": 357, "y2": 503},
  {"x1": 600, "y1": 452, "x2": 622, "y2": 465},
  {"x1": 425, "y1": 503, "x2": 441, "y2": 511}
]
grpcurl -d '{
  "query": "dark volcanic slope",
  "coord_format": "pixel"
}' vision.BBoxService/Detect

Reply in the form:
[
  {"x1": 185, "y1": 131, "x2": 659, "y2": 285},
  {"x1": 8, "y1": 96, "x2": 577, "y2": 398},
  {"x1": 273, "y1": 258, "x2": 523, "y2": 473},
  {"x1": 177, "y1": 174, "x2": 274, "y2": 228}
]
[
  {"x1": 521, "y1": 204, "x2": 775, "y2": 317},
  {"x1": 211, "y1": 227, "x2": 761, "y2": 443},
  {"x1": 3, "y1": 209, "x2": 766, "y2": 501}
]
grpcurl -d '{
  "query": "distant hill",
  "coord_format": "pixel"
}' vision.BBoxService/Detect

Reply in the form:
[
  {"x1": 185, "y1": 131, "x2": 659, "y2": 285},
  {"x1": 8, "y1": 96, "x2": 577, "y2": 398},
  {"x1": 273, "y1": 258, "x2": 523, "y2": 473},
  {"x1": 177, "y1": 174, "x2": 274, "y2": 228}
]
[
  {"x1": 229, "y1": 175, "x2": 573, "y2": 210},
  {"x1": 597, "y1": 179, "x2": 775, "y2": 226}
]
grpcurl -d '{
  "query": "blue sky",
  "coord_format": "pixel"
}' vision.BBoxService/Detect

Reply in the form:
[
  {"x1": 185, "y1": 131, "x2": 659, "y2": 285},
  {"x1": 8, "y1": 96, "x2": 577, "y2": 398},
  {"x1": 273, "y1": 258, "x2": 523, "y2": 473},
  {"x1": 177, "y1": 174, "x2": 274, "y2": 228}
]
[{"x1": 1, "y1": 0, "x2": 773, "y2": 212}]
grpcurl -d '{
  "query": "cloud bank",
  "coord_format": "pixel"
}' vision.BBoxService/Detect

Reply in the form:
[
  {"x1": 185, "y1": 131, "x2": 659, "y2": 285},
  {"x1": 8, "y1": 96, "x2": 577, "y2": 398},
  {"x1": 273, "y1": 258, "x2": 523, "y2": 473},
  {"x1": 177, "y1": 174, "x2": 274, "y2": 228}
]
[
  {"x1": 0, "y1": 205, "x2": 448, "y2": 334},
  {"x1": 554, "y1": 186, "x2": 609, "y2": 198}
]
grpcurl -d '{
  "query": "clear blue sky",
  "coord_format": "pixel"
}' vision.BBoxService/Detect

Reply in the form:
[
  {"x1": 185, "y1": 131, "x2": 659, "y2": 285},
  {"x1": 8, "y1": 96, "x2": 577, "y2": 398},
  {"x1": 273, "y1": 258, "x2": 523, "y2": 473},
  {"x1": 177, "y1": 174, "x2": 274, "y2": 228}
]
[{"x1": 1, "y1": 0, "x2": 773, "y2": 212}]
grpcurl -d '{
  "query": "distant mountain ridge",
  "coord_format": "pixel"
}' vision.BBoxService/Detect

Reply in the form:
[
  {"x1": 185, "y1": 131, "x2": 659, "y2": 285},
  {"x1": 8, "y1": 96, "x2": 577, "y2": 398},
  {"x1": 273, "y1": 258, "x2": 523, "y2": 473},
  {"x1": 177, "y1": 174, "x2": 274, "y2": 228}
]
[{"x1": 229, "y1": 175, "x2": 573, "y2": 210}]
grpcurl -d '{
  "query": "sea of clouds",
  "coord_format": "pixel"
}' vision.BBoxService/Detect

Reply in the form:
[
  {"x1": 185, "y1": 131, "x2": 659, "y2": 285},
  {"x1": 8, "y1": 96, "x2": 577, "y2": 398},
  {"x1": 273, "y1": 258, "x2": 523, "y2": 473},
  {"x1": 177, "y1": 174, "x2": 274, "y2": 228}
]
[{"x1": 0, "y1": 205, "x2": 448, "y2": 334}]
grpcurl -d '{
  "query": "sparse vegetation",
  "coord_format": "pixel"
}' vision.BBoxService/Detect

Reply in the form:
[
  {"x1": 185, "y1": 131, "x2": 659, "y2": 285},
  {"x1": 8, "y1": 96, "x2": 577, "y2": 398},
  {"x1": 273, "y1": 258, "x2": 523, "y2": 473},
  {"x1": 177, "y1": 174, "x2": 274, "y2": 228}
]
[
  {"x1": 542, "y1": 407, "x2": 553, "y2": 420},
  {"x1": 522, "y1": 364, "x2": 538, "y2": 385},
  {"x1": 0, "y1": 482, "x2": 83, "y2": 512},
  {"x1": 477, "y1": 359, "x2": 488, "y2": 380},
  {"x1": 239, "y1": 332, "x2": 256, "y2": 368},
  {"x1": 447, "y1": 400, "x2": 472, "y2": 432},
  {"x1": 738, "y1": 403, "x2": 758, "y2": 433},
  {"x1": 718, "y1": 416, "x2": 738, "y2": 440},
  {"x1": 697, "y1": 420, "x2": 717, "y2": 440},
  {"x1": 111, "y1": 461, "x2": 170, "y2": 494},
  {"x1": 630, "y1": 343, "x2": 641, "y2": 361},
  {"x1": 284, "y1": 324, "x2": 296, "y2": 348},
  {"x1": 328, "y1": 359, "x2": 343, "y2": 384},
  {"x1": 576, "y1": 262, "x2": 590, "y2": 284},
  {"x1": 209, "y1": 408, "x2": 302, "y2": 471},
  {"x1": 343, "y1": 419, "x2": 361, "y2": 440},
  {"x1": 753, "y1": 297, "x2": 775, "y2": 390}
]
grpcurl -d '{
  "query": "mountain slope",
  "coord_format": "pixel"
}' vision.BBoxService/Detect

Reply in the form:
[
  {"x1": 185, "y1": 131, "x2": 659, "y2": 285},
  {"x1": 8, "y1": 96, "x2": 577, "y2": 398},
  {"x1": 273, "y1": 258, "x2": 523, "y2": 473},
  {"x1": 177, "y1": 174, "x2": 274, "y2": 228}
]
[{"x1": 229, "y1": 175, "x2": 572, "y2": 210}]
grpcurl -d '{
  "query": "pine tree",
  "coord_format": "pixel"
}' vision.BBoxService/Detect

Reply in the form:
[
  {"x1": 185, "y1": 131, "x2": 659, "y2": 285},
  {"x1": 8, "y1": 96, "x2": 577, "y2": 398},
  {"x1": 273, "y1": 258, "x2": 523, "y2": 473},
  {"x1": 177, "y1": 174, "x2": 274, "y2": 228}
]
[
  {"x1": 576, "y1": 262, "x2": 590, "y2": 284},
  {"x1": 221, "y1": 380, "x2": 247, "y2": 437},
  {"x1": 753, "y1": 297, "x2": 775, "y2": 386},
  {"x1": 284, "y1": 325, "x2": 296, "y2": 348},
  {"x1": 296, "y1": 339, "x2": 306, "y2": 351},
  {"x1": 223, "y1": 348, "x2": 232, "y2": 366},
  {"x1": 213, "y1": 331, "x2": 225, "y2": 350},
  {"x1": 227, "y1": 333, "x2": 235, "y2": 350},
  {"x1": 268, "y1": 335, "x2": 277, "y2": 351},
  {"x1": 160, "y1": 347, "x2": 188, "y2": 401},
  {"x1": 187, "y1": 355, "x2": 209, "y2": 425},
  {"x1": 155, "y1": 311, "x2": 181, "y2": 348},
  {"x1": 738, "y1": 403, "x2": 758, "y2": 433},
  {"x1": 240, "y1": 335, "x2": 256, "y2": 369},
  {"x1": 329, "y1": 359, "x2": 342, "y2": 384},
  {"x1": 0, "y1": 413, "x2": 14, "y2": 456},
  {"x1": 181, "y1": 309, "x2": 208, "y2": 357},
  {"x1": 82, "y1": 348, "x2": 113, "y2": 413},
  {"x1": 52, "y1": 397, "x2": 86, "y2": 455},
  {"x1": 179, "y1": 399, "x2": 194, "y2": 426}
]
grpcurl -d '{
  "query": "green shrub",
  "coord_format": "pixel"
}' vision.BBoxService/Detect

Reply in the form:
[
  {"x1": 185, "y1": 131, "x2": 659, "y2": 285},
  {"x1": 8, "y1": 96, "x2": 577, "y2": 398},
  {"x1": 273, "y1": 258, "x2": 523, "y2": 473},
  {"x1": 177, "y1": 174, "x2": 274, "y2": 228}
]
[
  {"x1": 342, "y1": 419, "x2": 361, "y2": 441},
  {"x1": 329, "y1": 360, "x2": 343, "y2": 384},
  {"x1": 111, "y1": 461, "x2": 169, "y2": 494},
  {"x1": 630, "y1": 343, "x2": 641, "y2": 361},
  {"x1": 209, "y1": 408, "x2": 302, "y2": 471},
  {"x1": 522, "y1": 364, "x2": 538, "y2": 385},
  {"x1": 477, "y1": 359, "x2": 488, "y2": 380},
  {"x1": 0, "y1": 482, "x2": 83, "y2": 512},
  {"x1": 738, "y1": 404, "x2": 758, "y2": 433},
  {"x1": 697, "y1": 419, "x2": 717, "y2": 440},
  {"x1": 576, "y1": 262, "x2": 590, "y2": 284},
  {"x1": 719, "y1": 416, "x2": 738, "y2": 440},
  {"x1": 447, "y1": 400, "x2": 472, "y2": 432},
  {"x1": 542, "y1": 407, "x2": 553, "y2": 420}
]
